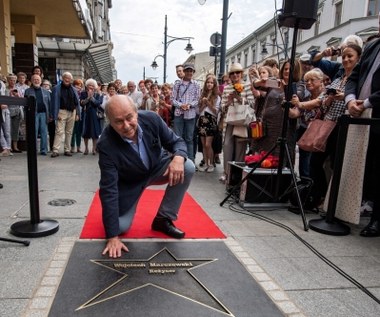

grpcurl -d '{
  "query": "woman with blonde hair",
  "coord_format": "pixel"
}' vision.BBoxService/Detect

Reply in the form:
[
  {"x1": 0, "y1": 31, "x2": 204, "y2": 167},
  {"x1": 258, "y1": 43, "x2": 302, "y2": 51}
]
[{"x1": 80, "y1": 78, "x2": 103, "y2": 154}]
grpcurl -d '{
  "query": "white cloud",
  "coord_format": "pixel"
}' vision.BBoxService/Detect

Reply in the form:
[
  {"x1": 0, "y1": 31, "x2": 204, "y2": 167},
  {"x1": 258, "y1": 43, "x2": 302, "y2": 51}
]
[{"x1": 109, "y1": 0, "x2": 282, "y2": 84}]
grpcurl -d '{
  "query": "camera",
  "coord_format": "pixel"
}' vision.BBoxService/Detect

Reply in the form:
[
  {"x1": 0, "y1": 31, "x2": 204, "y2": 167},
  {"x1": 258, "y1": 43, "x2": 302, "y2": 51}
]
[
  {"x1": 331, "y1": 47, "x2": 341, "y2": 56},
  {"x1": 326, "y1": 88, "x2": 337, "y2": 95}
]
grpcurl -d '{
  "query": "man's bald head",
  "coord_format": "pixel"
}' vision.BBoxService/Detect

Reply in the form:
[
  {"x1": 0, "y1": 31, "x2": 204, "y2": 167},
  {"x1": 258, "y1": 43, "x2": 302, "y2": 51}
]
[
  {"x1": 105, "y1": 95, "x2": 136, "y2": 117},
  {"x1": 105, "y1": 95, "x2": 138, "y2": 140}
]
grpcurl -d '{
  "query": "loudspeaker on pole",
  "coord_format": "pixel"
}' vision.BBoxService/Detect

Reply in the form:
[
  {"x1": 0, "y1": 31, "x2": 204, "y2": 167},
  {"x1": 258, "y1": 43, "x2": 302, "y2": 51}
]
[{"x1": 277, "y1": 0, "x2": 319, "y2": 29}]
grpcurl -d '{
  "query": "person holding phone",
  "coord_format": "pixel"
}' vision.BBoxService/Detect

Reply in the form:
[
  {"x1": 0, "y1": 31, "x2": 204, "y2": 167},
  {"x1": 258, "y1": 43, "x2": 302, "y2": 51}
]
[{"x1": 294, "y1": 44, "x2": 362, "y2": 210}]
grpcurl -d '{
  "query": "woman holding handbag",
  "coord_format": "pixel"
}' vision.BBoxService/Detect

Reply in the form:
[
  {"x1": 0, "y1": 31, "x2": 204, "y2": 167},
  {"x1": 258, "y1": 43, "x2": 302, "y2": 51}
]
[
  {"x1": 219, "y1": 63, "x2": 255, "y2": 183},
  {"x1": 292, "y1": 45, "x2": 362, "y2": 209}
]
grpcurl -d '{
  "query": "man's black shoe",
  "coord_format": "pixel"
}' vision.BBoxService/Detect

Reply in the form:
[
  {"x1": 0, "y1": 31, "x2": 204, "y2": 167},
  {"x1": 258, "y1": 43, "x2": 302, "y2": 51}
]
[
  {"x1": 0, "y1": 183, "x2": 3, "y2": 189},
  {"x1": 360, "y1": 219, "x2": 380, "y2": 237},
  {"x1": 64, "y1": 152, "x2": 73, "y2": 157},
  {"x1": 151, "y1": 217, "x2": 185, "y2": 239}
]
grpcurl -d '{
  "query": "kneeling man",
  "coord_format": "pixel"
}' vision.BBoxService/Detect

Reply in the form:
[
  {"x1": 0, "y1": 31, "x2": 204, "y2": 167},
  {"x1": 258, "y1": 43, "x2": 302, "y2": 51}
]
[{"x1": 98, "y1": 95, "x2": 195, "y2": 257}]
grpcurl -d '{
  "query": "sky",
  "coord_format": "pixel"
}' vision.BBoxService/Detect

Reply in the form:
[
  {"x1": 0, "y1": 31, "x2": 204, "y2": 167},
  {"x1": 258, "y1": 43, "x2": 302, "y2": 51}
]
[{"x1": 109, "y1": 0, "x2": 283, "y2": 84}]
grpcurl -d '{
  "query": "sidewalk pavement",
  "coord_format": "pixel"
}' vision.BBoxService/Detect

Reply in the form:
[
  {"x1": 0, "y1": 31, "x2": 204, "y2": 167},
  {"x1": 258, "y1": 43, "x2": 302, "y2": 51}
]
[{"x1": 0, "y1": 152, "x2": 379, "y2": 317}]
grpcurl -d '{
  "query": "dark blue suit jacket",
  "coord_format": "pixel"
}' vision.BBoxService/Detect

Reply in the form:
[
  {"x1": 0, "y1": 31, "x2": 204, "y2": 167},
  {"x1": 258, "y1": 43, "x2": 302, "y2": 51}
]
[
  {"x1": 97, "y1": 110, "x2": 188, "y2": 238},
  {"x1": 346, "y1": 37, "x2": 380, "y2": 128}
]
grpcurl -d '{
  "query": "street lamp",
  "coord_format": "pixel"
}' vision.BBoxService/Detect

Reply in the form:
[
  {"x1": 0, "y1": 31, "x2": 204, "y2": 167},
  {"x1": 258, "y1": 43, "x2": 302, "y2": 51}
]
[
  {"x1": 151, "y1": 54, "x2": 164, "y2": 71},
  {"x1": 151, "y1": 15, "x2": 194, "y2": 83}
]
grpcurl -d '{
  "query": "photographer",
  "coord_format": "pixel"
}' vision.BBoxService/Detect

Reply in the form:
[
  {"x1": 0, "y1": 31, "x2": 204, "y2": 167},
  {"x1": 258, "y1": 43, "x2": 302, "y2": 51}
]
[{"x1": 309, "y1": 34, "x2": 363, "y2": 81}]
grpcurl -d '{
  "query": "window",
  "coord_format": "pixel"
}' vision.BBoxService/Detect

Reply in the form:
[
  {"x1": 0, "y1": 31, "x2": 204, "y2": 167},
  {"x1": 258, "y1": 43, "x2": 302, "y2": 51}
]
[
  {"x1": 251, "y1": 45, "x2": 256, "y2": 64},
  {"x1": 98, "y1": 17, "x2": 104, "y2": 39},
  {"x1": 38, "y1": 58, "x2": 57, "y2": 85},
  {"x1": 244, "y1": 50, "x2": 248, "y2": 68},
  {"x1": 335, "y1": 1, "x2": 342, "y2": 27},
  {"x1": 237, "y1": 53, "x2": 241, "y2": 64},
  {"x1": 297, "y1": 30, "x2": 302, "y2": 44},
  {"x1": 97, "y1": 0, "x2": 105, "y2": 18},
  {"x1": 314, "y1": 13, "x2": 321, "y2": 36},
  {"x1": 368, "y1": 0, "x2": 380, "y2": 16}
]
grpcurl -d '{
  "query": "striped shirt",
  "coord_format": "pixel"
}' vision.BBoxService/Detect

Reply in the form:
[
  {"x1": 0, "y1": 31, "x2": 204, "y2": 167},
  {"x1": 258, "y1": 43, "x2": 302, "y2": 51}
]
[
  {"x1": 172, "y1": 79, "x2": 201, "y2": 119},
  {"x1": 221, "y1": 82, "x2": 255, "y2": 117}
]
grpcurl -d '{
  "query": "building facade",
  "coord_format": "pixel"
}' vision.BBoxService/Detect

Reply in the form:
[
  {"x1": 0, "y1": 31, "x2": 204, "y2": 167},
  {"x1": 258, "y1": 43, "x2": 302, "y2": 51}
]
[
  {"x1": 224, "y1": 0, "x2": 379, "y2": 76},
  {"x1": 0, "y1": 0, "x2": 116, "y2": 84}
]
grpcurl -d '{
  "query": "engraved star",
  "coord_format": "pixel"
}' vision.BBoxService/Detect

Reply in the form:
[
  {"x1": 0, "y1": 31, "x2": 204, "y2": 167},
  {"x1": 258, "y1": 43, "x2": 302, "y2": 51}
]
[{"x1": 77, "y1": 247, "x2": 233, "y2": 316}]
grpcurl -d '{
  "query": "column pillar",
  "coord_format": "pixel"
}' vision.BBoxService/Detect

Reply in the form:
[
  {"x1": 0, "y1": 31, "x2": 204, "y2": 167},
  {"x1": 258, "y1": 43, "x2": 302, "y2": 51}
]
[
  {"x1": 12, "y1": 15, "x2": 39, "y2": 75},
  {"x1": 0, "y1": 0, "x2": 12, "y2": 75}
]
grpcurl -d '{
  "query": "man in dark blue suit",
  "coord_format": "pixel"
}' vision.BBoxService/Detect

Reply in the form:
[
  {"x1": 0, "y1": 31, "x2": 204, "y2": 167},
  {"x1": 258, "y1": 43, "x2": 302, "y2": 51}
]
[
  {"x1": 98, "y1": 95, "x2": 195, "y2": 257},
  {"x1": 346, "y1": 37, "x2": 380, "y2": 237}
]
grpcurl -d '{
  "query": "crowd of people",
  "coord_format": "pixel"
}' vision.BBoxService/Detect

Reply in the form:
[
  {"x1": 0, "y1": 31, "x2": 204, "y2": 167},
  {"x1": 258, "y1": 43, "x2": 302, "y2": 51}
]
[{"x1": 1, "y1": 31, "x2": 379, "y2": 239}]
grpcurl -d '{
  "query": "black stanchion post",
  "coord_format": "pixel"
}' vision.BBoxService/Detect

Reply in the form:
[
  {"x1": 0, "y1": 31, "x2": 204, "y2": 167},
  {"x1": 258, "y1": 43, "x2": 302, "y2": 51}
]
[
  {"x1": 10, "y1": 96, "x2": 59, "y2": 237},
  {"x1": 308, "y1": 115, "x2": 351, "y2": 235}
]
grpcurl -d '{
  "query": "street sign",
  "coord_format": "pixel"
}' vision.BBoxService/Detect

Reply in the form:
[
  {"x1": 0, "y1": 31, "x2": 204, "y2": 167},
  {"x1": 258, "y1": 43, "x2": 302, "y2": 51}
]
[{"x1": 210, "y1": 32, "x2": 222, "y2": 47}]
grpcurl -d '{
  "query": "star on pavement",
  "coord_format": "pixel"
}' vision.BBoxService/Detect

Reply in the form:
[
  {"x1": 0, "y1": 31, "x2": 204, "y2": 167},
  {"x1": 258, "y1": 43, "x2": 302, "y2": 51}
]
[{"x1": 77, "y1": 247, "x2": 233, "y2": 316}]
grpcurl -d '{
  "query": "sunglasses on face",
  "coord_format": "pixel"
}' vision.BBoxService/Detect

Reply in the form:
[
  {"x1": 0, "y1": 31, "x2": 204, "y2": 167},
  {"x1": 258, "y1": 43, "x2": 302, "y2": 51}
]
[{"x1": 230, "y1": 71, "x2": 242, "y2": 75}]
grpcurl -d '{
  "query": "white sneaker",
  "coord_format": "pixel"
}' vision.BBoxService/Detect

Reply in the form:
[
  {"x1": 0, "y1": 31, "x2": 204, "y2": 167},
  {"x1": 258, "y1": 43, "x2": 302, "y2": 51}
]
[
  {"x1": 206, "y1": 165, "x2": 214, "y2": 172},
  {"x1": 198, "y1": 165, "x2": 208, "y2": 172},
  {"x1": 219, "y1": 174, "x2": 226, "y2": 183}
]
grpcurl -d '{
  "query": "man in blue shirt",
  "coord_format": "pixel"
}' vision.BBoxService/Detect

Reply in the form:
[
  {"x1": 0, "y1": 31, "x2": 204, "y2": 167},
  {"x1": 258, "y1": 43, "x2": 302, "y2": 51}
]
[{"x1": 98, "y1": 95, "x2": 195, "y2": 257}]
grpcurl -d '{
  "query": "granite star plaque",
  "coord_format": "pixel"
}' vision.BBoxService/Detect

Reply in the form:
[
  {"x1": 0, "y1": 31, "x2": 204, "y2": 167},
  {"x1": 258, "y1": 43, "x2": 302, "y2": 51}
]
[{"x1": 48, "y1": 241, "x2": 283, "y2": 317}]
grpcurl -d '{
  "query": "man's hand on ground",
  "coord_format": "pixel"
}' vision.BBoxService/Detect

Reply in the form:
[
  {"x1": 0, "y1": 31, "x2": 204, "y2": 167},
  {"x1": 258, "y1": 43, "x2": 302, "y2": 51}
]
[{"x1": 102, "y1": 236, "x2": 129, "y2": 258}]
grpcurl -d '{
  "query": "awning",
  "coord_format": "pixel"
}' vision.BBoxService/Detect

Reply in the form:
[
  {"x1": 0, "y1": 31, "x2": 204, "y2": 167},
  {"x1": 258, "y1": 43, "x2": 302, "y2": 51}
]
[{"x1": 84, "y1": 42, "x2": 115, "y2": 84}]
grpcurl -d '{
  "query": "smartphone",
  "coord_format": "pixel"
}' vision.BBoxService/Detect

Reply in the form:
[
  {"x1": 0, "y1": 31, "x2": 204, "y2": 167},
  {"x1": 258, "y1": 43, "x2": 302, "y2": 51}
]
[
  {"x1": 326, "y1": 88, "x2": 337, "y2": 95},
  {"x1": 264, "y1": 79, "x2": 280, "y2": 88}
]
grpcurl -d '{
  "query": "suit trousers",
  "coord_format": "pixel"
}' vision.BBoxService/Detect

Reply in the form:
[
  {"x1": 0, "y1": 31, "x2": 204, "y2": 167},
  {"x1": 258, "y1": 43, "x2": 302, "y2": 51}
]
[
  {"x1": 118, "y1": 158, "x2": 195, "y2": 234},
  {"x1": 52, "y1": 109, "x2": 76, "y2": 153},
  {"x1": 35, "y1": 113, "x2": 48, "y2": 154},
  {"x1": 366, "y1": 132, "x2": 380, "y2": 221}
]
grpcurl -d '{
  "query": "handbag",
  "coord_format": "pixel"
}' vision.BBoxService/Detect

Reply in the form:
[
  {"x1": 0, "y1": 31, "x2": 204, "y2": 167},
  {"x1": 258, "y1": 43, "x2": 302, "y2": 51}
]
[
  {"x1": 225, "y1": 98, "x2": 255, "y2": 126},
  {"x1": 297, "y1": 118, "x2": 336, "y2": 152},
  {"x1": 232, "y1": 125, "x2": 248, "y2": 138},
  {"x1": 96, "y1": 108, "x2": 105, "y2": 119},
  {"x1": 249, "y1": 120, "x2": 265, "y2": 139}
]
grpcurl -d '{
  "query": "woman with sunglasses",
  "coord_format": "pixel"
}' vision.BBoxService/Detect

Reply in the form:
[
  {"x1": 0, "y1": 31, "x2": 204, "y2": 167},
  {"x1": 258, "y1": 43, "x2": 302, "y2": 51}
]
[{"x1": 219, "y1": 63, "x2": 255, "y2": 183}]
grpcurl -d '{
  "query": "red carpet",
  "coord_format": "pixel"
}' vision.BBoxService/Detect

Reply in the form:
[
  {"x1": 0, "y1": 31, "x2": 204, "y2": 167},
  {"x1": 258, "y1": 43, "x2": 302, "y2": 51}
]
[{"x1": 80, "y1": 189, "x2": 225, "y2": 239}]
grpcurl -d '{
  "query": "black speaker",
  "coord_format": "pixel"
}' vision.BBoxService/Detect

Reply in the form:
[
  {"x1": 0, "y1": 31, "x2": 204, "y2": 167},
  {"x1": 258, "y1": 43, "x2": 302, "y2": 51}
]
[{"x1": 277, "y1": 0, "x2": 319, "y2": 29}]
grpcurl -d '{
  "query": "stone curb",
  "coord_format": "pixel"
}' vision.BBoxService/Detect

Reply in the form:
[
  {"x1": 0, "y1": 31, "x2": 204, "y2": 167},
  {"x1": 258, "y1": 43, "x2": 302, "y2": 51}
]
[
  {"x1": 22, "y1": 237, "x2": 76, "y2": 317},
  {"x1": 224, "y1": 237, "x2": 306, "y2": 317}
]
